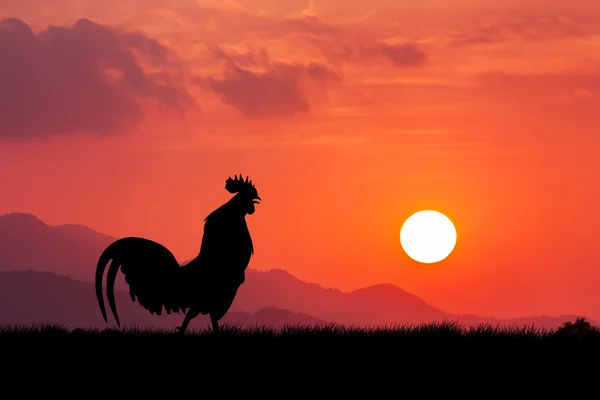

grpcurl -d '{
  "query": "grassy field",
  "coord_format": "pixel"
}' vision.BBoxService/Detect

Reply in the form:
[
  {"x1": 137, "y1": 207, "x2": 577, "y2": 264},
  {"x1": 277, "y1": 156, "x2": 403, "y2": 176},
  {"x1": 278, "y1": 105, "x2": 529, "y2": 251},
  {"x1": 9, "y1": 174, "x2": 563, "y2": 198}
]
[
  {"x1": 1, "y1": 318, "x2": 597, "y2": 391},
  {"x1": 2, "y1": 317, "x2": 599, "y2": 353},
  {"x1": 2, "y1": 316, "x2": 598, "y2": 339}
]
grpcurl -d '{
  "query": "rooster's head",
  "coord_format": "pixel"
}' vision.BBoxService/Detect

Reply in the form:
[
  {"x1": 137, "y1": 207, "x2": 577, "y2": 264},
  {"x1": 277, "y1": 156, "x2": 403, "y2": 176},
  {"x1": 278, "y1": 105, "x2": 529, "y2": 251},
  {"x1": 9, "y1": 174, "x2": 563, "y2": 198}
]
[{"x1": 225, "y1": 174, "x2": 261, "y2": 215}]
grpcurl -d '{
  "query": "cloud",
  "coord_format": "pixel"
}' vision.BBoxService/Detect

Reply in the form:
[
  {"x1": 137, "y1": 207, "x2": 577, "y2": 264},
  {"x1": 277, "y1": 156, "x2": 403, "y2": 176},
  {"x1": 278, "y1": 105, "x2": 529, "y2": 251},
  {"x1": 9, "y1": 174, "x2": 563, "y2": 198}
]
[
  {"x1": 269, "y1": 15, "x2": 428, "y2": 68},
  {"x1": 348, "y1": 41, "x2": 427, "y2": 67},
  {"x1": 0, "y1": 10, "x2": 427, "y2": 130},
  {"x1": 198, "y1": 46, "x2": 341, "y2": 117},
  {"x1": 0, "y1": 17, "x2": 195, "y2": 139},
  {"x1": 444, "y1": 12, "x2": 591, "y2": 46}
]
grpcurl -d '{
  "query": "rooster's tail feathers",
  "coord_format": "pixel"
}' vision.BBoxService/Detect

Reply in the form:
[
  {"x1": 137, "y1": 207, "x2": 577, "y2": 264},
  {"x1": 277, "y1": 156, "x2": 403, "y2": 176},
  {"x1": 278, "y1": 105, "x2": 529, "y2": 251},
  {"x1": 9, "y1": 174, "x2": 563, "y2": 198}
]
[
  {"x1": 96, "y1": 240, "x2": 127, "y2": 327},
  {"x1": 95, "y1": 237, "x2": 182, "y2": 328},
  {"x1": 96, "y1": 245, "x2": 113, "y2": 325}
]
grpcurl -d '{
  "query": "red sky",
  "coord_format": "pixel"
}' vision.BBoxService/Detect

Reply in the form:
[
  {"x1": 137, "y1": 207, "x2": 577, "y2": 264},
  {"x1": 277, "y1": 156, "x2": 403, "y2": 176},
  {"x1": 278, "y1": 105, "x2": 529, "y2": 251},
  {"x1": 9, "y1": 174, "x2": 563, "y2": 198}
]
[{"x1": 1, "y1": 0, "x2": 600, "y2": 320}]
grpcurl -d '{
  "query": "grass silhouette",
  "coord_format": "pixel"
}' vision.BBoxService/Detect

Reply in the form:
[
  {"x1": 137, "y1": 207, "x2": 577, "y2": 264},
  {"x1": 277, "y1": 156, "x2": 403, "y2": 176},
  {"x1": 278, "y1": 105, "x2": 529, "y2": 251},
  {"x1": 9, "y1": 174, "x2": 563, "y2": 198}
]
[
  {"x1": 2, "y1": 317, "x2": 599, "y2": 390},
  {"x1": 2, "y1": 316, "x2": 598, "y2": 340}
]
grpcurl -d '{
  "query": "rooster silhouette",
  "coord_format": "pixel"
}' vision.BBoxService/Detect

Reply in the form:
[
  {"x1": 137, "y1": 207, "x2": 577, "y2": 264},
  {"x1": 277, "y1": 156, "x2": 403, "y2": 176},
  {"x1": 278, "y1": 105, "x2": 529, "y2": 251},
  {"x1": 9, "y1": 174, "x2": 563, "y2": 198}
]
[{"x1": 95, "y1": 174, "x2": 261, "y2": 334}]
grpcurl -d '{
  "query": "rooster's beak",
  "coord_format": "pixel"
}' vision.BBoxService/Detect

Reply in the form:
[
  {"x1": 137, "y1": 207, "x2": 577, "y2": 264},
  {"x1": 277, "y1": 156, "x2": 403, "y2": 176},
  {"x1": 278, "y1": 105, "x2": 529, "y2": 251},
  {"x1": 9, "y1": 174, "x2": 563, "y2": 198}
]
[{"x1": 253, "y1": 196, "x2": 261, "y2": 204}]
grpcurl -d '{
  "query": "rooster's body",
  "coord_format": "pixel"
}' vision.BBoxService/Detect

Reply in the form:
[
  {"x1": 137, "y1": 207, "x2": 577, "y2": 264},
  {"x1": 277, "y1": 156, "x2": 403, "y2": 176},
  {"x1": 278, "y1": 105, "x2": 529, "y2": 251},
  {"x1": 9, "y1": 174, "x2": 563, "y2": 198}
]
[{"x1": 95, "y1": 175, "x2": 261, "y2": 334}]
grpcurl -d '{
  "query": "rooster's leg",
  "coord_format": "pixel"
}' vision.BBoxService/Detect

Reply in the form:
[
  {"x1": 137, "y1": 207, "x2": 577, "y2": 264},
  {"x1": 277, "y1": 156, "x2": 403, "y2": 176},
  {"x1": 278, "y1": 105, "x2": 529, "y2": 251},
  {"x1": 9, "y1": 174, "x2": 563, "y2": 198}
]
[
  {"x1": 210, "y1": 314, "x2": 220, "y2": 335},
  {"x1": 176, "y1": 308, "x2": 200, "y2": 335}
]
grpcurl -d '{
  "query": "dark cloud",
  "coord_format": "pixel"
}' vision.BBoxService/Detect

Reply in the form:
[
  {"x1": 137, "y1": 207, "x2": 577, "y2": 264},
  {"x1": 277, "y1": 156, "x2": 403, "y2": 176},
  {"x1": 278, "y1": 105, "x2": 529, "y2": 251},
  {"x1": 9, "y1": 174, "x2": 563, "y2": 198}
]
[
  {"x1": 195, "y1": 33, "x2": 424, "y2": 118},
  {"x1": 204, "y1": 61, "x2": 340, "y2": 118},
  {"x1": 354, "y1": 41, "x2": 427, "y2": 67},
  {"x1": 198, "y1": 46, "x2": 341, "y2": 118},
  {"x1": 0, "y1": 17, "x2": 195, "y2": 139}
]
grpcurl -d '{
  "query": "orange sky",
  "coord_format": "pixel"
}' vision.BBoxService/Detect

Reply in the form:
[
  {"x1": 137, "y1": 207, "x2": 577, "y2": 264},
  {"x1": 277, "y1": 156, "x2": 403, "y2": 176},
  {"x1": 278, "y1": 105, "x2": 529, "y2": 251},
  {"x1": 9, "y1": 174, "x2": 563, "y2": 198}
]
[{"x1": 1, "y1": 0, "x2": 600, "y2": 319}]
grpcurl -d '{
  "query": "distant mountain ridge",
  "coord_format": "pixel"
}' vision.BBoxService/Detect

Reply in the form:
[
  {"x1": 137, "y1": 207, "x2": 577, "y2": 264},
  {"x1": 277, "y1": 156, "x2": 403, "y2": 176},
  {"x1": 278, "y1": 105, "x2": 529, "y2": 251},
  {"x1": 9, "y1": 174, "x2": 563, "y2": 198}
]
[
  {"x1": 0, "y1": 270, "x2": 326, "y2": 329},
  {"x1": 0, "y1": 212, "x2": 595, "y2": 329},
  {"x1": 0, "y1": 270, "x2": 592, "y2": 330},
  {"x1": 0, "y1": 212, "x2": 116, "y2": 282}
]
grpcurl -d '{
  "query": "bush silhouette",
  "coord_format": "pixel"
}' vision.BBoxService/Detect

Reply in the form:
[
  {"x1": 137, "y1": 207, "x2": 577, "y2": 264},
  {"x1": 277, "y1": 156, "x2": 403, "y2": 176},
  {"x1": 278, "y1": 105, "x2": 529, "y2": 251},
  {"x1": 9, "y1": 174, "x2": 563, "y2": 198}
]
[{"x1": 554, "y1": 317, "x2": 599, "y2": 338}]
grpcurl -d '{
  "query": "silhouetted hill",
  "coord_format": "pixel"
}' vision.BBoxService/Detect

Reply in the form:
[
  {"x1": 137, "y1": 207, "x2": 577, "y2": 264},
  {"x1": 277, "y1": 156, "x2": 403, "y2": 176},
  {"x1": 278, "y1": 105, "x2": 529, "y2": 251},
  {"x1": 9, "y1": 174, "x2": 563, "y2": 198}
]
[
  {"x1": 233, "y1": 271, "x2": 593, "y2": 328},
  {"x1": 0, "y1": 270, "x2": 325, "y2": 329},
  {"x1": 1, "y1": 270, "x2": 592, "y2": 330},
  {"x1": 234, "y1": 270, "x2": 447, "y2": 325},
  {"x1": 0, "y1": 213, "x2": 594, "y2": 329},
  {"x1": 0, "y1": 212, "x2": 117, "y2": 282}
]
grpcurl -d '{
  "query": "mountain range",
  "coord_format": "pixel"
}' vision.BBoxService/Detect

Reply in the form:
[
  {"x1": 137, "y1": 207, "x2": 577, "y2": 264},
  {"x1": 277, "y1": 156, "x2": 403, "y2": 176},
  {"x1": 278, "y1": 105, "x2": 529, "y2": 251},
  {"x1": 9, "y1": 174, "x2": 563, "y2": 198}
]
[{"x1": 0, "y1": 212, "x2": 593, "y2": 329}]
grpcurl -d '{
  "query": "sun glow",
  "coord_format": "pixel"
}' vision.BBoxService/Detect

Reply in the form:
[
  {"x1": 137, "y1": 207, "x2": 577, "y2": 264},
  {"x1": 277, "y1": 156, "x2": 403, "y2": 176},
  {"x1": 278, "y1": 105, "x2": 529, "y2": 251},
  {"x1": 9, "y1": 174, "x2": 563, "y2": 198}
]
[{"x1": 400, "y1": 210, "x2": 457, "y2": 264}]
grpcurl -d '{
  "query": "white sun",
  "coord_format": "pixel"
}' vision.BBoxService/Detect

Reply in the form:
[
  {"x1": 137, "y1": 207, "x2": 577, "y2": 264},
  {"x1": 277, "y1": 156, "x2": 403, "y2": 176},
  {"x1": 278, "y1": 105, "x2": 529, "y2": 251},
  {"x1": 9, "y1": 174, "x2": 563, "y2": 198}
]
[{"x1": 400, "y1": 210, "x2": 457, "y2": 264}]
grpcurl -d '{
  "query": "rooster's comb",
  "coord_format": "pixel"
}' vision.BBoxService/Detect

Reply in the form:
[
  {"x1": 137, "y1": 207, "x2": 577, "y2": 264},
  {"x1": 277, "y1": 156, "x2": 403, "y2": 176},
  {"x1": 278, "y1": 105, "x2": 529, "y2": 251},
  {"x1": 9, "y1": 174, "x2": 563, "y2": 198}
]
[{"x1": 225, "y1": 174, "x2": 255, "y2": 194}]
